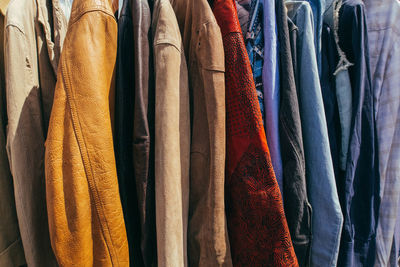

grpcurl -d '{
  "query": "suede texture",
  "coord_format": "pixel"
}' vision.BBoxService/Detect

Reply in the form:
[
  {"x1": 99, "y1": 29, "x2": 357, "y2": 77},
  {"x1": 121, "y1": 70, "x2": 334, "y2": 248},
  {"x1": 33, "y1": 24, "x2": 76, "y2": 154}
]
[
  {"x1": 0, "y1": 1, "x2": 26, "y2": 265},
  {"x1": 4, "y1": 0, "x2": 68, "y2": 265},
  {"x1": 152, "y1": 0, "x2": 190, "y2": 266},
  {"x1": 169, "y1": 0, "x2": 232, "y2": 265}
]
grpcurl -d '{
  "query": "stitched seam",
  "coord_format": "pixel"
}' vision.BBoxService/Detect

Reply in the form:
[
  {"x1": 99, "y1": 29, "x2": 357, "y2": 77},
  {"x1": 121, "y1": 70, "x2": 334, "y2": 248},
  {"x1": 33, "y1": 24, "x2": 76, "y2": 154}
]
[
  {"x1": 154, "y1": 40, "x2": 181, "y2": 52},
  {"x1": 69, "y1": 6, "x2": 115, "y2": 26},
  {"x1": 61, "y1": 39, "x2": 118, "y2": 266}
]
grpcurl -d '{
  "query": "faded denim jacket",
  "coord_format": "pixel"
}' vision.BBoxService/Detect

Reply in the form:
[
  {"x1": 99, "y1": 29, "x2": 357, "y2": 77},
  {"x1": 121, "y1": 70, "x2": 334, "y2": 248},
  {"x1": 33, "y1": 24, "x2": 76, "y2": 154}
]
[{"x1": 286, "y1": 2, "x2": 343, "y2": 266}]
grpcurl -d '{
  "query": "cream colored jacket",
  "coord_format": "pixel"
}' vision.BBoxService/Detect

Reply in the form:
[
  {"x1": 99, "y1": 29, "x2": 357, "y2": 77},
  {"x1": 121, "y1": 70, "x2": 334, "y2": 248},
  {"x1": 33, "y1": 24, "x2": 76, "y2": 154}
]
[{"x1": 5, "y1": 0, "x2": 68, "y2": 265}]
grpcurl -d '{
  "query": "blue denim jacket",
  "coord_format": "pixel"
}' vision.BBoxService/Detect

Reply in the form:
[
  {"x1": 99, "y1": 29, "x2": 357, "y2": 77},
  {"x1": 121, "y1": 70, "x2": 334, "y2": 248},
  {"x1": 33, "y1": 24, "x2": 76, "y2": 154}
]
[
  {"x1": 302, "y1": 0, "x2": 324, "y2": 76},
  {"x1": 323, "y1": 0, "x2": 353, "y2": 172},
  {"x1": 286, "y1": 2, "x2": 343, "y2": 266},
  {"x1": 337, "y1": 1, "x2": 380, "y2": 266}
]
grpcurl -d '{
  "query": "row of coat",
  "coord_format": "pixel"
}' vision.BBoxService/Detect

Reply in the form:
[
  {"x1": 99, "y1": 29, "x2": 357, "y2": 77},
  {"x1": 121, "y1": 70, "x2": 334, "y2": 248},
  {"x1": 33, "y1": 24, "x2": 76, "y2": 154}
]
[{"x1": 0, "y1": 0, "x2": 399, "y2": 266}]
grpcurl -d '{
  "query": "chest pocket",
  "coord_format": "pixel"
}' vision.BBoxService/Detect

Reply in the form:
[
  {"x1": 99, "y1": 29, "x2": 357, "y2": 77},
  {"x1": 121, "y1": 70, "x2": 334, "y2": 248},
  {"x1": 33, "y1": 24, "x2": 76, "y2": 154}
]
[{"x1": 197, "y1": 22, "x2": 225, "y2": 72}]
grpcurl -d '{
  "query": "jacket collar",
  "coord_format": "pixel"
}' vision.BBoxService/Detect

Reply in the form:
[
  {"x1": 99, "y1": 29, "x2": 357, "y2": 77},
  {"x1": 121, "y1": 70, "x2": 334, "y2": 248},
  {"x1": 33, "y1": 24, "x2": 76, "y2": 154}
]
[
  {"x1": 36, "y1": 0, "x2": 68, "y2": 76},
  {"x1": 69, "y1": 0, "x2": 114, "y2": 24},
  {"x1": 213, "y1": 0, "x2": 242, "y2": 36}
]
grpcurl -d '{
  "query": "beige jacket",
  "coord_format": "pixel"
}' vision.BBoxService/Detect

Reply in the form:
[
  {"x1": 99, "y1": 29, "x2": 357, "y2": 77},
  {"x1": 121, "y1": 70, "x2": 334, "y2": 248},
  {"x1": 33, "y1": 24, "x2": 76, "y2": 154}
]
[
  {"x1": 5, "y1": 0, "x2": 68, "y2": 265},
  {"x1": 152, "y1": 0, "x2": 190, "y2": 266},
  {"x1": 44, "y1": 0, "x2": 129, "y2": 265},
  {"x1": 170, "y1": 0, "x2": 232, "y2": 266},
  {"x1": 0, "y1": 0, "x2": 26, "y2": 265}
]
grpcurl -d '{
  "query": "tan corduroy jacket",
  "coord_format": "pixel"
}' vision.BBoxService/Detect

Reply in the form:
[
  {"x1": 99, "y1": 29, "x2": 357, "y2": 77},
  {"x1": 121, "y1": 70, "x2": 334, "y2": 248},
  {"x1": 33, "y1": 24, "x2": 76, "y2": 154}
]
[
  {"x1": 152, "y1": 0, "x2": 190, "y2": 266},
  {"x1": 5, "y1": 0, "x2": 68, "y2": 265},
  {"x1": 45, "y1": 0, "x2": 129, "y2": 266},
  {"x1": 169, "y1": 0, "x2": 232, "y2": 266}
]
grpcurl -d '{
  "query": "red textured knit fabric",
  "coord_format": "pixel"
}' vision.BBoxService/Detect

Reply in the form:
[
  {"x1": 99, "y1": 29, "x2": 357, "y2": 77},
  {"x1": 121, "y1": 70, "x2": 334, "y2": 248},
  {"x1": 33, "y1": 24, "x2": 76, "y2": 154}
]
[{"x1": 212, "y1": 1, "x2": 299, "y2": 266}]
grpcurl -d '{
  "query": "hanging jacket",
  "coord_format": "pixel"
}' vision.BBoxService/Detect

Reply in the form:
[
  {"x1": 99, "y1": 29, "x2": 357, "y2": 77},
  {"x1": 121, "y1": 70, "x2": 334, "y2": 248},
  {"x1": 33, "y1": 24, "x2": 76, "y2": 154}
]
[
  {"x1": 286, "y1": 2, "x2": 344, "y2": 266},
  {"x1": 4, "y1": 0, "x2": 68, "y2": 265},
  {"x1": 45, "y1": 0, "x2": 129, "y2": 265},
  {"x1": 115, "y1": 0, "x2": 156, "y2": 265},
  {"x1": 323, "y1": 0, "x2": 353, "y2": 174},
  {"x1": 286, "y1": 15, "x2": 313, "y2": 267},
  {"x1": 0, "y1": 0, "x2": 26, "y2": 265},
  {"x1": 212, "y1": 0, "x2": 298, "y2": 266},
  {"x1": 152, "y1": 0, "x2": 190, "y2": 265},
  {"x1": 130, "y1": 1, "x2": 157, "y2": 265},
  {"x1": 115, "y1": 0, "x2": 148, "y2": 265},
  {"x1": 320, "y1": 23, "x2": 342, "y2": 188},
  {"x1": 275, "y1": 0, "x2": 312, "y2": 264},
  {"x1": 337, "y1": 1, "x2": 380, "y2": 265},
  {"x1": 169, "y1": 0, "x2": 233, "y2": 266}
]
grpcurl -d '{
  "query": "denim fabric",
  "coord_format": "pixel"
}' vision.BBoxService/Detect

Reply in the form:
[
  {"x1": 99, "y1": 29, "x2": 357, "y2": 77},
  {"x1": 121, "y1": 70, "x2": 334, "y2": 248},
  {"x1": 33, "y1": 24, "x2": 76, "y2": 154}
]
[
  {"x1": 246, "y1": 0, "x2": 265, "y2": 122},
  {"x1": 363, "y1": 0, "x2": 400, "y2": 266},
  {"x1": 286, "y1": 2, "x2": 343, "y2": 266},
  {"x1": 288, "y1": 18, "x2": 298, "y2": 88},
  {"x1": 320, "y1": 23, "x2": 341, "y2": 179},
  {"x1": 335, "y1": 70, "x2": 352, "y2": 170},
  {"x1": 59, "y1": 0, "x2": 73, "y2": 21},
  {"x1": 276, "y1": 0, "x2": 312, "y2": 264},
  {"x1": 301, "y1": 0, "x2": 324, "y2": 76},
  {"x1": 337, "y1": 1, "x2": 380, "y2": 266},
  {"x1": 262, "y1": 0, "x2": 283, "y2": 193},
  {"x1": 320, "y1": 15, "x2": 352, "y2": 175},
  {"x1": 323, "y1": 0, "x2": 353, "y2": 172}
]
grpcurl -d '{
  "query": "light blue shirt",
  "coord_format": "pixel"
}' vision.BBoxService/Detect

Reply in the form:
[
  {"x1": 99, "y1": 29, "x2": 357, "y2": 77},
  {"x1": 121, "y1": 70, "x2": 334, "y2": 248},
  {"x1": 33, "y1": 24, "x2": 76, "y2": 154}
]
[
  {"x1": 262, "y1": 0, "x2": 283, "y2": 194},
  {"x1": 59, "y1": 0, "x2": 73, "y2": 22}
]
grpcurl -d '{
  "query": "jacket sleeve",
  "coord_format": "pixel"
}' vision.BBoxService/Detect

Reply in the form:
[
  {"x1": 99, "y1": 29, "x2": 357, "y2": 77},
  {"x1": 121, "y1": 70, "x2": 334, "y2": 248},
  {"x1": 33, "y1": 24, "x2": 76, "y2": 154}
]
[
  {"x1": 45, "y1": 10, "x2": 129, "y2": 267},
  {"x1": 188, "y1": 21, "x2": 232, "y2": 266},
  {"x1": 154, "y1": 41, "x2": 190, "y2": 267}
]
